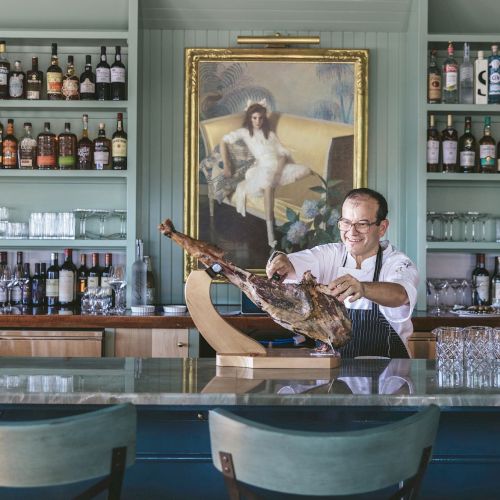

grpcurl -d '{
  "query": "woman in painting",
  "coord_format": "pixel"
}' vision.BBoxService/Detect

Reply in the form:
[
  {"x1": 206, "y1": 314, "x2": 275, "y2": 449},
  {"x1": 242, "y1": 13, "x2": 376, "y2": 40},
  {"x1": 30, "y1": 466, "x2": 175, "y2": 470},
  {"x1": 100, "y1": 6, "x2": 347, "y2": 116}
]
[{"x1": 220, "y1": 101, "x2": 311, "y2": 248}]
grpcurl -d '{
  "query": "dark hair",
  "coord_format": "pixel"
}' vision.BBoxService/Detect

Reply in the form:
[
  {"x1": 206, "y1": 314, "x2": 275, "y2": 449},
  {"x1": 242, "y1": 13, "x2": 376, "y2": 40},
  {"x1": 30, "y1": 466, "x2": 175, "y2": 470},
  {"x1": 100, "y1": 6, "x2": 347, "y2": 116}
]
[
  {"x1": 343, "y1": 188, "x2": 388, "y2": 223},
  {"x1": 243, "y1": 103, "x2": 271, "y2": 139}
]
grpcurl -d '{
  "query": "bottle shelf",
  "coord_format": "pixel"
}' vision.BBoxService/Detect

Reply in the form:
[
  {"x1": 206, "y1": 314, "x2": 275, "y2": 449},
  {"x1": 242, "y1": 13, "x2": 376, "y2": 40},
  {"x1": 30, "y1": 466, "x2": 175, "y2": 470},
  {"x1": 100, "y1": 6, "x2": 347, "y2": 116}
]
[
  {"x1": 426, "y1": 104, "x2": 500, "y2": 114},
  {"x1": 427, "y1": 242, "x2": 500, "y2": 252},
  {"x1": 2, "y1": 30, "x2": 129, "y2": 45},
  {"x1": 0, "y1": 239, "x2": 127, "y2": 250},
  {"x1": 427, "y1": 173, "x2": 500, "y2": 183},
  {"x1": 427, "y1": 34, "x2": 500, "y2": 44},
  {"x1": 0, "y1": 101, "x2": 128, "y2": 111},
  {"x1": 0, "y1": 170, "x2": 128, "y2": 178}
]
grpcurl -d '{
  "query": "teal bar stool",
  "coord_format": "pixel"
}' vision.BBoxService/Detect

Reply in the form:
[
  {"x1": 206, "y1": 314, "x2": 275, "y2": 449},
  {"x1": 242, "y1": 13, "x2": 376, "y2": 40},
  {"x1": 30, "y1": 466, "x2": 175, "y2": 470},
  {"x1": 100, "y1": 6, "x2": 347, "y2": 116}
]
[
  {"x1": 0, "y1": 403, "x2": 136, "y2": 499},
  {"x1": 209, "y1": 405, "x2": 440, "y2": 498}
]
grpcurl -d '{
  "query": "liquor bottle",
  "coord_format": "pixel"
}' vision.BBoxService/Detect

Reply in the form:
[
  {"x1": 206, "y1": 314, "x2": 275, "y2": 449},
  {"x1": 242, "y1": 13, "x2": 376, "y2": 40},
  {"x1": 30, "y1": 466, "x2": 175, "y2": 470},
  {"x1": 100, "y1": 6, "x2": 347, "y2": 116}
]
[
  {"x1": 475, "y1": 51, "x2": 488, "y2": 104},
  {"x1": 0, "y1": 121, "x2": 3, "y2": 168},
  {"x1": 441, "y1": 114, "x2": 458, "y2": 173},
  {"x1": 21, "y1": 262, "x2": 32, "y2": 307},
  {"x1": 8, "y1": 60, "x2": 25, "y2": 99},
  {"x1": 479, "y1": 116, "x2": 496, "y2": 173},
  {"x1": 0, "y1": 252, "x2": 7, "y2": 304},
  {"x1": 87, "y1": 252, "x2": 101, "y2": 290},
  {"x1": 110, "y1": 46, "x2": 126, "y2": 100},
  {"x1": 79, "y1": 55, "x2": 96, "y2": 100},
  {"x1": 36, "y1": 122, "x2": 57, "y2": 170},
  {"x1": 426, "y1": 114, "x2": 440, "y2": 172},
  {"x1": 144, "y1": 255, "x2": 155, "y2": 305},
  {"x1": 58, "y1": 122, "x2": 77, "y2": 169},
  {"x1": 46, "y1": 43, "x2": 62, "y2": 100},
  {"x1": 491, "y1": 256, "x2": 500, "y2": 309},
  {"x1": 46, "y1": 252, "x2": 60, "y2": 307},
  {"x1": 18, "y1": 122, "x2": 37, "y2": 169},
  {"x1": 101, "y1": 253, "x2": 113, "y2": 301},
  {"x1": 459, "y1": 42, "x2": 474, "y2": 104},
  {"x1": 427, "y1": 48, "x2": 441, "y2": 104},
  {"x1": 131, "y1": 239, "x2": 147, "y2": 306},
  {"x1": 59, "y1": 248, "x2": 77, "y2": 307},
  {"x1": 93, "y1": 122, "x2": 111, "y2": 170},
  {"x1": 76, "y1": 253, "x2": 88, "y2": 304},
  {"x1": 458, "y1": 116, "x2": 477, "y2": 173},
  {"x1": 442, "y1": 42, "x2": 458, "y2": 104},
  {"x1": 61, "y1": 55, "x2": 80, "y2": 100},
  {"x1": 488, "y1": 44, "x2": 500, "y2": 104},
  {"x1": 11, "y1": 251, "x2": 23, "y2": 305},
  {"x1": 31, "y1": 262, "x2": 46, "y2": 307},
  {"x1": 77, "y1": 113, "x2": 93, "y2": 170},
  {"x1": 472, "y1": 253, "x2": 490, "y2": 306},
  {"x1": 26, "y1": 56, "x2": 43, "y2": 100},
  {"x1": 112, "y1": 112, "x2": 127, "y2": 170},
  {"x1": 0, "y1": 41, "x2": 10, "y2": 99},
  {"x1": 95, "y1": 46, "x2": 110, "y2": 100},
  {"x1": 2, "y1": 119, "x2": 18, "y2": 169}
]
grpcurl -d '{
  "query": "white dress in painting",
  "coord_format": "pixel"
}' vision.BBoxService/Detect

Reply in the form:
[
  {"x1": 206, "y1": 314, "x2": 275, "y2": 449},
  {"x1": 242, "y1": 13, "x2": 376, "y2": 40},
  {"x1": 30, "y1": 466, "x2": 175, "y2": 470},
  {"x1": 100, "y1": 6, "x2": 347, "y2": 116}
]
[{"x1": 222, "y1": 128, "x2": 311, "y2": 216}]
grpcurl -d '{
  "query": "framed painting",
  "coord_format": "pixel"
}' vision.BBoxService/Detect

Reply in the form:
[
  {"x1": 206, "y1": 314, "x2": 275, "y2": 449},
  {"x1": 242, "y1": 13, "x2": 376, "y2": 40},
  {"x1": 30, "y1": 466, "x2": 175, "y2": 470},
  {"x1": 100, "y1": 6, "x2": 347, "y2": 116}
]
[{"x1": 184, "y1": 47, "x2": 368, "y2": 278}]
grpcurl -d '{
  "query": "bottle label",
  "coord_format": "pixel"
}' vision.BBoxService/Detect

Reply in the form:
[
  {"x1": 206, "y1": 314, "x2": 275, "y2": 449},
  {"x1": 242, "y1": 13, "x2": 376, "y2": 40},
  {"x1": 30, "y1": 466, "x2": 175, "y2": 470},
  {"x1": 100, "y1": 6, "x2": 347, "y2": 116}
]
[
  {"x1": 480, "y1": 144, "x2": 495, "y2": 167},
  {"x1": 494, "y1": 282, "x2": 500, "y2": 302},
  {"x1": 460, "y1": 150, "x2": 475, "y2": 167},
  {"x1": 489, "y1": 59, "x2": 500, "y2": 95},
  {"x1": 77, "y1": 145, "x2": 92, "y2": 166},
  {"x1": 9, "y1": 74, "x2": 23, "y2": 97},
  {"x1": 80, "y1": 78, "x2": 95, "y2": 94},
  {"x1": 46, "y1": 278, "x2": 59, "y2": 297},
  {"x1": 460, "y1": 66, "x2": 473, "y2": 81},
  {"x1": 475, "y1": 275, "x2": 490, "y2": 302},
  {"x1": 442, "y1": 141, "x2": 457, "y2": 164},
  {"x1": 112, "y1": 137, "x2": 127, "y2": 157},
  {"x1": 87, "y1": 276, "x2": 99, "y2": 289},
  {"x1": 0, "y1": 67, "x2": 7, "y2": 86},
  {"x1": 111, "y1": 67, "x2": 126, "y2": 83},
  {"x1": 37, "y1": 154, "x2": 57, "y2": 167},
  {"x1": 94, "y1": 150, "x2": 109, "y2": 168},
  {"x1": 58, "y1": 155, "x2": 76, "y2": 168},
  {"x1": 428, "y1": 74, "x2": 441, "y2": 100},
  {"x1": 11, "y1": 285, "x2": 21, "y2": 303},
  {"x1": 26, "y1": 89, "x2": 40, "y2": 99},
  {"x1": 427, "y1": 140, "x2": 439, "y2": 164},
  {"x1": 0, "y1": 286, "x2": 5, "y2": 303},
  {"x1": 47, "y1": 72, "x2": 62, "y2": 94},
  {"x1": 444, "y1": 67, "x2": 457, "y2": 90},
  {"x1": 96, "y1": 67, "x2": 110, "y2": 83},
  {"x1": 62, "y1": 79, "x2": 79, "y2": 97},
  {"x1": 3, "y1": 139, "x2": 17, "y2": 167},
  {"x1": 59, "y1": 270, "x2": 74, "y2": 303}
]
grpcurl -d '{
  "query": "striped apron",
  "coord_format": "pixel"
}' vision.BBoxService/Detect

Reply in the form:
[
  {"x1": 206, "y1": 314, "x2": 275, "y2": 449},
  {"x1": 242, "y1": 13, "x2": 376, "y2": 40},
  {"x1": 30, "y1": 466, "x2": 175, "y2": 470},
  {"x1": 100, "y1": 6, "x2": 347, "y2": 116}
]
[{"x1": 338, "y1": 246, "x2": 409, "y2": 359}]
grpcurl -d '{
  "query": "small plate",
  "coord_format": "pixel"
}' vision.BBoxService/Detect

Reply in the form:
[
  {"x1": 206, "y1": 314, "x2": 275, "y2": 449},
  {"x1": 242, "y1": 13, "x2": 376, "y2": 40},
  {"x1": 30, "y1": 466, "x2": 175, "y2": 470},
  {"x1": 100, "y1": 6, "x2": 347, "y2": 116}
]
[{"x1": 163, "y1": 305, "x2": 187, "y2": 314}]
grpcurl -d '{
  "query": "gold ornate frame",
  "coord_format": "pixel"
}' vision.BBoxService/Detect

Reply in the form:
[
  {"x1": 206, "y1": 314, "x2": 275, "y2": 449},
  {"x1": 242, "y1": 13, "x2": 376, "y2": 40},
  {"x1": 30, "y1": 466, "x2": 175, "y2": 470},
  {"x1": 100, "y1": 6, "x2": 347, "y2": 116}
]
[{"x1": 184, "y1": 47, "x2": 369, "y2": 279}]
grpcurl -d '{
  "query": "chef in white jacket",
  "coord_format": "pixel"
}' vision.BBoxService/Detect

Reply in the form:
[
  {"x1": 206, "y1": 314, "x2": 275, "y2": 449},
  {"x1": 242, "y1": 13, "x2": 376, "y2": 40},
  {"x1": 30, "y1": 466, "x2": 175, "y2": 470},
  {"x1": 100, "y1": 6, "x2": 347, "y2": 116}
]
[{"x1": 266, "y1": 188, "x2": 418, "y2": 358}]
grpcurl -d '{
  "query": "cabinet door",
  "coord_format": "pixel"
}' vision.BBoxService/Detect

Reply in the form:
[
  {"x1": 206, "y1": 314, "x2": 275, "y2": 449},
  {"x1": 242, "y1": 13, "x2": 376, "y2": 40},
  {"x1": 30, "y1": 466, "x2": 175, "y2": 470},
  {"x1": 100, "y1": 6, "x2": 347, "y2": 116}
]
[
  {"x1": 114, "y1": 328, "x2": 189, "y2": 358},
  {"x1": 408, "y1": 331, "x2": 436, "y2": 359}
]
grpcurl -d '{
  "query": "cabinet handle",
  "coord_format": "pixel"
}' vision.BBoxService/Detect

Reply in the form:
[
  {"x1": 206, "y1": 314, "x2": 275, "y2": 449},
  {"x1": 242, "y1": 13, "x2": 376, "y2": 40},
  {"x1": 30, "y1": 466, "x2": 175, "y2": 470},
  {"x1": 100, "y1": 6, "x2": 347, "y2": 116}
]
[{"x1": 177, "y1": 342, "x2": 186, "y2": 347}]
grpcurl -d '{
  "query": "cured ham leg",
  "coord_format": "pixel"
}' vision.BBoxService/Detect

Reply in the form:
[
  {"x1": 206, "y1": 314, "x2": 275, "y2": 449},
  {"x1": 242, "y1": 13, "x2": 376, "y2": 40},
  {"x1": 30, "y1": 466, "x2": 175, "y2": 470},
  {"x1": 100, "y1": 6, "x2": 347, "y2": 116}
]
[{"x1": 158, "y1": 219, "x2": 352, "y2": 349}]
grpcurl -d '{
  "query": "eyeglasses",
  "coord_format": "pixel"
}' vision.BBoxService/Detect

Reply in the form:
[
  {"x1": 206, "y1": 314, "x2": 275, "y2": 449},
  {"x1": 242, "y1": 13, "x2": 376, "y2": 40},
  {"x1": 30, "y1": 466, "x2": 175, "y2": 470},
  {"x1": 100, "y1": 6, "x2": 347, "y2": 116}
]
[{"x1": 337, "y1": 218, "x2": 380, "y2": 233}]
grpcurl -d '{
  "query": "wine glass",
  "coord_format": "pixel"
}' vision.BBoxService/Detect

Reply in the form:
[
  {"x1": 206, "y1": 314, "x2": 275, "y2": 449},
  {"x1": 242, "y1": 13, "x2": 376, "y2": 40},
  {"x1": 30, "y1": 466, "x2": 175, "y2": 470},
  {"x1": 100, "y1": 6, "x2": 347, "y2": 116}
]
[
  {"x1": 108, "y1": 264, "x2": 127, "y2": 314},
  {"x1": 449, "y1": 278, "x2": 465, "y2": 309},
  {"x1": 73, "y1": 209, "x2": 95, "y2": 239},
  {"x1": 93, "y1": 209, "x2": 112, "y2": 239},
  {"x1": 114, "y1": 209, "x2": 127, "y2": 239},
  {"x1": 429, "y1": 278, "x2": 449, "y2": 315}
]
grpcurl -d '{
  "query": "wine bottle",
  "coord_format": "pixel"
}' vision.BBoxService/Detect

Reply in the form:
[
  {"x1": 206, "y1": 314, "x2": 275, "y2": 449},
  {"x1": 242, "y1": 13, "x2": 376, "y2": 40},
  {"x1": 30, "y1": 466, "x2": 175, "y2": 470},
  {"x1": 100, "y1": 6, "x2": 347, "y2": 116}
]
[
  {"x1": 0, "y1": 41, "x2": 9, "y2": 99},
  {"x1": 2, "y1": 119, "x2": 18, "y2": 169},
  {"x1": 58, "y1": 122, "x2": 77, "y2": 170},
  {"x1": 26, "y1": 56, "x2": 43, "y2": 100},
  {"x1": 442, "y1": 41, "x2": 458, "y2": 104},
  {"x1": 131, "y1": 239, "x2": 147, "y2": 306},
  {"x1": 59, "y1": 248, "x2": 77, "y2": 306},
  {"x1": 18, "y1": 122, "x2": 37, "y2": 169},
  {"x1": 112, "y1": 112, "x2": 127, "y2": 170},
  {"x1": 110, "y1": 46, "x2": 126, "y2": 100},
  {"x1": 79, "y1": 55, "x2": 96, "y2": 100},
  {"x1": 87, "y1": 252, "x2": 101, "y2": 290},
  {"x1": 479, "y1": 116, "x2": 496, "y2": 173},
  {"x1": 46, "y1": 42, "x2": 62, "y2": 100},
  {"x1": 77, "y1": 253, "x2": 88, "y2": 304},
  {"x1": 46, "y1": 252, "x2": 60, "y2": 307},
  {"x1": 491, "y1": 256, "x2": 500, "y2": 309},
  {"x1": 458, "y1": 116, "x2": 476, "y2": 173},
  {"x1": 101, "y1": 252, "x2": 113, "y2": 294},
  {"x1": 21, "y1": 262, "x2": 31, "y2": 307},
  {"x1": 11, "y1": 251, "x2": 23, "y2": 305},
  {"x1": 77, "y1": 113, "x2": 93, "y2": 170},
  {"x1": 8, "y1": 60, "x2": 25, "y2": 99},
  {"x1": 441, "y1": 114, "x2": 458, "y2": 173},
  {"x1": 0, "y1": 252, "x2": 7, "y2": 304},
  {"x1": 426, "y1": 114, "x2": 440, "y2": 172},
  {"x1": 96, "y1": 46, "x2": 110, "y2": 100},
  {"x1": 31, "y1": 262, "x2": 46, "y2": 307},
  {"x1": 472, "y1": 253, "x2": 490, "y2": 306},
  {"x1": 427, "y1": 48, "x2": 441, "y2": 104}
]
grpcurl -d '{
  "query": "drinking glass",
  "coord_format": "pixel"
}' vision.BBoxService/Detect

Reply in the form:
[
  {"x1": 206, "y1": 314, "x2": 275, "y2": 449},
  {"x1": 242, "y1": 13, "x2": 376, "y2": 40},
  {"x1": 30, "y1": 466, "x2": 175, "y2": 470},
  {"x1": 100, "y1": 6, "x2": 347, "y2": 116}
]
[
  {"x1": 108, "y1": 265, "x2": 127, "y2": 314},
  {"x1": 93, "y1": 209, "x2": 112, "y2": 239},
  {"x1": 432, "y1": 327, "x2": 464, "y2": 362},
  {"x1": 426, "y1": 211, "x2": 442, "y2": 241},
  {"x1": 73, "y1": 209, "x2": 95, "y2": 239}
]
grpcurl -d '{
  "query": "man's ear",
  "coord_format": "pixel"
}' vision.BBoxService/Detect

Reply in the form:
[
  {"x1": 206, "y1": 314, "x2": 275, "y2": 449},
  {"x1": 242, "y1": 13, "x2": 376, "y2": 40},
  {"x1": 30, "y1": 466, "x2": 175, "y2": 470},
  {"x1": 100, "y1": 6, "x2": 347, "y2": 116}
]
[{"x1": 378, "y1": 219, "x2": 389, "y2": 237}]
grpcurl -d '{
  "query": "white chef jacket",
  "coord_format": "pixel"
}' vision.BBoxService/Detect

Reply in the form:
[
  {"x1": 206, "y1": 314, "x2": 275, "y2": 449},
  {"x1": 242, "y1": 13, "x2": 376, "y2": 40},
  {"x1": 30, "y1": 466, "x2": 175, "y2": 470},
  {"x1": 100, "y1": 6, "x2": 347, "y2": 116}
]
[{"x1": 286, "y1": 240, "x2": 419, "y2": 348}]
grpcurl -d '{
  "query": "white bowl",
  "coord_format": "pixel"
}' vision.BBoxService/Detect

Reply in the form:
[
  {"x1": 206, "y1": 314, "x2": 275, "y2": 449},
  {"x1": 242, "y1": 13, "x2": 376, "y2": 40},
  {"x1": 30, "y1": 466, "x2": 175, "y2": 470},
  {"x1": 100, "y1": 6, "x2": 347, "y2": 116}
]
[
  {"x1": 131, "y1": 305, "x2": 155, "y2": 314},
  {"x1": 163, "y1": 305, "x2": 187, "y2": 314}
]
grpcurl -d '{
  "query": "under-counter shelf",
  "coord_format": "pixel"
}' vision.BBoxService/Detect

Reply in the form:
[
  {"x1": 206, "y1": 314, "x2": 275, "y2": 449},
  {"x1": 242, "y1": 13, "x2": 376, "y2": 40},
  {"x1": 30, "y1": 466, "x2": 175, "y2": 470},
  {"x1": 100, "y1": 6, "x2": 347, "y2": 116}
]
[
  {"x1": 0, "y1": 239, "x2": 127, "y2": 250},
  {"x1": 426, "y1": 242, "x2": 500, "y2": 252}
]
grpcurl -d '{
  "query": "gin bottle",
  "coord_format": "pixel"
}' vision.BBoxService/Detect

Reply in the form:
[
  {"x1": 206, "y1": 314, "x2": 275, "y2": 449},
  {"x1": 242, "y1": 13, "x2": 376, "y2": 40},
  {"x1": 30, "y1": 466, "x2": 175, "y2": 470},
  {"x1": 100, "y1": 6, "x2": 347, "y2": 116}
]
[
  {"x1": 459, "y1": 42, "x2": 473, "y2": 104},
  {"x1": 442, "y1": 42, "x2": 458, "y2": 104},
  {"x1": 131, "y1": 239, "x2": 147, "y2": 306},
  {"x1": 488, "y1": 44, "x2": 500, "y2": 104}
]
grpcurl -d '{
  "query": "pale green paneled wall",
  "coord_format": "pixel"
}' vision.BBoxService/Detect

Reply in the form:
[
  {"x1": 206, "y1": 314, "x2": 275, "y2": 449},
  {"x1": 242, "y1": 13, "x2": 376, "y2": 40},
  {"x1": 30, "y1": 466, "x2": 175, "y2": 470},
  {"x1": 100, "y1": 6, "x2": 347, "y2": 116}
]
[{"x1": 139, "y1": 29, "x2": 409, "y2": 305}]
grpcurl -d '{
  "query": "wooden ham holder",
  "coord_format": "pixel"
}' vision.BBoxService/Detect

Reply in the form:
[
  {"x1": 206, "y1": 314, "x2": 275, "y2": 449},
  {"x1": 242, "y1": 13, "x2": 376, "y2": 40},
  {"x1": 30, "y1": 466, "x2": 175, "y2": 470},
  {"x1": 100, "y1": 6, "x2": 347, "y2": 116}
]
[{"x1": 185, "y1": 269, "x2": 341, "y2": 369}]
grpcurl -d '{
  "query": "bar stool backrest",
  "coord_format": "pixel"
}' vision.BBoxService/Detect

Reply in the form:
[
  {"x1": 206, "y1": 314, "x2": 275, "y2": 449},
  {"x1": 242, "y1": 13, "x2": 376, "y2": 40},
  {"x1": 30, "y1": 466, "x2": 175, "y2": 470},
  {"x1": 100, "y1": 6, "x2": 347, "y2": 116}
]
[
  {"x1": 0, "y1": 403, "x2": 136, "y2": 499},
  {"x1": 209, "y1": 404, "x2": 440, "y2": 498}
]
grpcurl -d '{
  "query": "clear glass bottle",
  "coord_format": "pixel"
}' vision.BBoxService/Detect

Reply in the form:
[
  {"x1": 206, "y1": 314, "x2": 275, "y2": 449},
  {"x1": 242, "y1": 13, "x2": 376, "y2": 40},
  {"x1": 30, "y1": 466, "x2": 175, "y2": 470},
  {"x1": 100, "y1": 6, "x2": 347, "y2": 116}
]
[
  {"x1": 442, "y1": 42, "x2": 458, "y2": 104},
  {"x1": 96, "y1": 46, "x2": 110, "y2": 100},
  {"x1": 441, "y1": 114, "x2": 458, "y2": 173},
  {"x1": 79, "y1": 55, "x2": 96, "y2": 100},
  {"x1": 111, "y1": 45, "x2": 126, "y2": 100},
  {"x1": 472, "y1": 253, "x2": 490, "y2": 306},
  {"x1": 112, "y1": 112, "x2": 127, "y2": 170},
  {"x1": 93, "y1": 122, "x2": 111, "y2": 170},
  {"x1": 427, "y1": 48, "x2": 441, "y2": 104},
  {"x1": 8, "y1": 60, "x2": 25, "y2": 99},
  {"x1": 459, "y1": 42, "x2": 473, "y2": 104},
  {"x1": 458, "y1": 116, "x2": 476, "y2": 173},
  {"x1": 488, "y1": 44, "x2": 500, "y2": 104},
  {"x1": 36, "y1": 122, "x2": 57, "y2": 170},
  {"x1": 144, "y1": 255, "x2": 155, "y2": 305},
  {"x1": 11, "y1": 251, "x2": 23, "y2": 305},
  {"x1": 0, "y1": 41, "x2": 10, "y2": 99},
  {"x1": 2, "y1": 119, "x2": 18, "y2": 169},
  {"x1": 18, "y1": 122, "x2": 38, "y2": 169},
  {"x1": 26, "y1": 56, "x2": 43, "y2": 100},
  {"x1": 46, "y1": 42, "x2": 62, "y2": 100},
  {"x1": 131, "y1": 239, "x2": 147, "y2": 306},
  {"x1": 58, "y1": 122, "x2": 77, "y2": 169},
  {"x1": 479, "y1": 116, "x2": 496, "y2": 173},
  {"x1": 77, "y1": 114, "x2": 93, "y2": 170},
  {"x1": 61, "y1": 55, "x2": 80, "y2": 100},
  {"x1": 426, "y1": 114, "x2": 440, "y2": 172}
]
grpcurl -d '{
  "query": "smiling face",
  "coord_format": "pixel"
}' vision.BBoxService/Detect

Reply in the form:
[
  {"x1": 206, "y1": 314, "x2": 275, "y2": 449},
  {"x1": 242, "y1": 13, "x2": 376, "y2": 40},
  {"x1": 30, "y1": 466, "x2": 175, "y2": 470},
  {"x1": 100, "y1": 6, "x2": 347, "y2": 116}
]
[
  {"x1": 340, "y1": 195, "x2": 389, "y2": 267},
  {"x1": 251, "y1": 112, "x2": 264, "y2": 130}
]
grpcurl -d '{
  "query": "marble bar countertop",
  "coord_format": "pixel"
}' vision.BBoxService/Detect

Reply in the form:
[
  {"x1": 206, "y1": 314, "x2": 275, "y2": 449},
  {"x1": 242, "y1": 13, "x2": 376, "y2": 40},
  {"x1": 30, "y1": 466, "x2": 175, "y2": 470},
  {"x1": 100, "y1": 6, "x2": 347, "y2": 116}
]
[{"x1": 0, "y1": 357, "x2": 499, "y2": 408}]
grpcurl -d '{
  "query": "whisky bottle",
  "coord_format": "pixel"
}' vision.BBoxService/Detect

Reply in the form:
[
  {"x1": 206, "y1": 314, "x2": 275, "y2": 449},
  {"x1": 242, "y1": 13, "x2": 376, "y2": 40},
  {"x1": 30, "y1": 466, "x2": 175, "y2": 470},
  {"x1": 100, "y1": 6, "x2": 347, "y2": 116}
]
[
  {"x1": 58, "y1": 122, "x2": 77, "y2": 169},
  {"x1": 26, "y1": 56, "x2": 43, "y2": 100},
  {"x1": 459, "y1": 42, "x2": 473, "y2": 104},
  {"x1": 0, "y1": 41, "x2": 10, "y2": 99},
  {"x1": 77, "y1": 113, "x2": 93, "y2": 170},
  {"x1": 442, "y1": 42, "x2": 458, "y2": 104},
  {"x1": 426, "y1": 114, "x2": 440, "y2": 172},
  {"x1": 8, "y1": 60, "x2": 25, "y2": 99},
  {"x1": 61, "y1": 55, "x2": 80, "y2": 100},
  {"x1": 79, "y1": 55, "x2": 96, "y2": 100},
  {"x1": 18, "y1": 122, "x2": 38, "y2": 169},
  {"x1": 458, "y1": 116, "x2": 476, "y2": 173},
  {"x1": 2, "y1": 119, "x2": 18, "y2": 169},
  {"x1": 93, "y1": 122, "x2": 111, "y2": 170},
  {"x1": 112, "y1": 112, "x2": 127, "y2": 170},
  {"x1": 441, "y1": 114, "x2": 458, "y2": 173},
  {"x1": 46, "y1": 43, "x2": 62, "y2": 100},
  {"x1": 96, "y1": 46, "x2": 110, "y2": 100},
  {"x1": 110, "y1": 46, "x2": 126, "y2": 100},
  {"x1": 427, "y1": 48, "x2": 441, "y2": 104},
  {"x1": 472, "y1": 253, "x2": 490, "y2": 306},
  {"x1": 36, "y1": 122, "x2": 57, "y2": 170},
  {"x1": 488, "y1": 44, "x2": 500, "y2": 104},
  {"x1": 479, "y1": 116, "x2": 496, "y2": 173}
]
